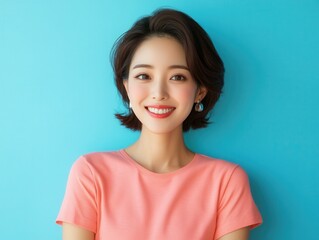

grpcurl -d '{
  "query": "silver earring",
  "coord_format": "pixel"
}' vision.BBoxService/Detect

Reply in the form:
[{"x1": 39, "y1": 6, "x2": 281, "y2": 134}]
[
  {"x1": 129, "y1": 102, "x2": 132, "y2": 109},
  {"x1": 194, "y1": 101, "x2": 204, "y2": 112}
]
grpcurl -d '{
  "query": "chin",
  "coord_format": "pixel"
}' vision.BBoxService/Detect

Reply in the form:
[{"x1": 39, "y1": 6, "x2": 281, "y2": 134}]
[{"x1": 142, "y1": 124, "x2": 183, "y2": 135}]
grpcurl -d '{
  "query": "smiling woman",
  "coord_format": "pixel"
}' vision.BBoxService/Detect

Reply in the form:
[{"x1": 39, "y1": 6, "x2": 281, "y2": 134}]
[
  {"x1": 56, "y1": 8, "x2": 262, "y2": 240},
  {"x1": 124, "y1": 36, "x2": 202, "y2": 134},
  {"x1": 112, "y1": 9, "x2": 225, "y2": 132}
]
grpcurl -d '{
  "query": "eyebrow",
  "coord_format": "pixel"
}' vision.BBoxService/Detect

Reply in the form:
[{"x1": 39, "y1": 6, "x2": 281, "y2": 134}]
[{"x1": 132, "y1": 64, "x2": 190, "y2": 71}]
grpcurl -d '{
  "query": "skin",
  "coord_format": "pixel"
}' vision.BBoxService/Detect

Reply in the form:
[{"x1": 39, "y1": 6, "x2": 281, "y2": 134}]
[
  {"x1": 62, "y1": 36, "x2": 250, "y2": 239},
  {"x1": 217, "y1": 227, "x2": 249, "y2": 240},
  {"x1": 62, "y1": 223, "x2": 249, "y2": 240},
  {"x1": 62, "y1": 223, "x2": 94, "y2": 240},
  {"x1": 123, "y1": 36, "x2": 207, "y2": 172}
]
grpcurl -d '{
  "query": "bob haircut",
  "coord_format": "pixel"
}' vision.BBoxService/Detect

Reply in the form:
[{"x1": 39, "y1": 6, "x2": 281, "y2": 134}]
[{"x1": 111, "y1": 8, "x2": 224, "y2": 132}]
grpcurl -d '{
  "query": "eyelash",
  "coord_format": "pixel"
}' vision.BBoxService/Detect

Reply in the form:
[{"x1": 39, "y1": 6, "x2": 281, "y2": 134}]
[
  {"x1": 170, "y1": 74, "x2": 186, "y2": 81},
  {"x1": 135, "y1": 74, "x2": 150, "y2": 80},
  {"x1": 134, "y1": 74, "x2": 187, "y2": 81}
]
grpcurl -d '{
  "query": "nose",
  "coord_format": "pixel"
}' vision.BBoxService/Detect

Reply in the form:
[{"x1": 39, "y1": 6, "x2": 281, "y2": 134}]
[{"x1": 151, "y1": 79, "x2": 168, "y2": 101}]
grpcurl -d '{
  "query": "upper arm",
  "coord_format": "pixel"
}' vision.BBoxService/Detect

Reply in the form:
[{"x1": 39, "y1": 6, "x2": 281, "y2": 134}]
[
  {"x1": 217, "y1": 227, "x2": 249, "y2": 240},
  {"x1": 62, "y1": 222, "x2": 95, "y2": 240},
  {"x1": 215, "y1": 166, "x2": 262, "y2": 238},
  {"x1": 56, "y1": 157, "x2": 98, "y2": 233}
]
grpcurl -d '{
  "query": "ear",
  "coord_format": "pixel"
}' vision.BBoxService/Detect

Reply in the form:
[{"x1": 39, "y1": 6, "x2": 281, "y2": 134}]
[
  {"x1": 123, "y1": 80, "x2": 131, "y2": 104},
  {"x1": 123, "y1": 79, "x2": 129, "y2": 95},
  {"x1": 195, "y1": 86, "x2": 207, "y2": 102}
]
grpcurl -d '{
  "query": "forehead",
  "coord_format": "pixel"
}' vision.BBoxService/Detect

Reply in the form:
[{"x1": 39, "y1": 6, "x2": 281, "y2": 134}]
[{"x1": 130, "y1": 36, "x2": 187, "y2": 68}]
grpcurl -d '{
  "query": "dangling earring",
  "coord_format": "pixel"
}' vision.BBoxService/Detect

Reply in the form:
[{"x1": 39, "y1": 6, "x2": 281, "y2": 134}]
[
  {"x1": 194, "y1": 100, "x2": 204, "y2": 112},
  {"x1": 129, "y1": 102, "x2": 132, "y2": 109}
]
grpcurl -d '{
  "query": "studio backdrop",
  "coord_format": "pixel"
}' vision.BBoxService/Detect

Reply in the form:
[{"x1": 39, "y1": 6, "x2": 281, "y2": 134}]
[{"x1": 1, "y1": 0, "x2": 318, "y2": 239}]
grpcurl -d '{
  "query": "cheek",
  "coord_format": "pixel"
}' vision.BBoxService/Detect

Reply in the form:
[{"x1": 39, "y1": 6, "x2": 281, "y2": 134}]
[
  {"x1": 173, "y1": 85, "x2": 197, "y2": 104},
  {"x1": 127, "y1": 84, "x2": 148, "y2": 101}
]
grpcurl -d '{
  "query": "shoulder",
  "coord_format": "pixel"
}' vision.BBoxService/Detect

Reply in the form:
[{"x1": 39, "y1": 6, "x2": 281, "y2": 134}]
[
  {"x1": 194, "y1": 153, "x2": 249, "y2": 186},
  {"x1": 195, "y1": 153, "x2": 239, "y2": 174},
  {"x1": 71, "y1": 150, "x2": 126, "y2": 174},
  {"x1": 81, "y1": 150, "x2": 123, "y2": 164}
]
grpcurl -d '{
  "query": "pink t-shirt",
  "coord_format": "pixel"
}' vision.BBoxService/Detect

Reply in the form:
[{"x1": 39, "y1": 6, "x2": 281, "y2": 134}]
[{"x1": 56, "y1": 150, "x2": 262, "y2": 239}]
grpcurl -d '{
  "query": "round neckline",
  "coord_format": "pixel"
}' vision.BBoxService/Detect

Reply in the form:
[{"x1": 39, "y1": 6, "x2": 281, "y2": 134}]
[{"x1": 119, "y1": 149, "x2": 199, "y2": 178}]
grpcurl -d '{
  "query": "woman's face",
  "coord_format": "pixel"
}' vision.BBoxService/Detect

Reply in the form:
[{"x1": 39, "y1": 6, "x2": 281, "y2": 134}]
[{"x1": 124, "y1": 36, "x2": 206, "y2": 134}]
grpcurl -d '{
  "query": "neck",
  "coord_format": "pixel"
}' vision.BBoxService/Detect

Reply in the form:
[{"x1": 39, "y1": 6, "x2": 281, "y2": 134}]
[{"x1": 125, "y1": 126, "x2": 194, "y2": 173}]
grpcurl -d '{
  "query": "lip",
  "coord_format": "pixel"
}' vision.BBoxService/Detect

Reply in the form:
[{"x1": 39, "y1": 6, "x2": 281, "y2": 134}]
[{"x1": 145, "y1": 105, "x2": 175, "y2": 119}]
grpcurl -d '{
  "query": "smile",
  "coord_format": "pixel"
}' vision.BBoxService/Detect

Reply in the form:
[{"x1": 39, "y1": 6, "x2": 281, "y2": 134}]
[
  {"x1": 148, "y1": 107, "x2": 174, "y2": 114},
  {"x1": 145, "y1": 106, "x2": 175, "y2": 118}
]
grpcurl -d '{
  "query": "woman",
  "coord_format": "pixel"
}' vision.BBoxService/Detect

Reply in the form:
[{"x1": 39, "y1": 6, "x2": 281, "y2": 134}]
[{"x1": 56, "y1": 8, "x2": 262, "y2": 240}]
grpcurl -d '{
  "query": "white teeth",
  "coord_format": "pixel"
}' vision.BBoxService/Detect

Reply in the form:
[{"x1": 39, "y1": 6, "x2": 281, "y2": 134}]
[{"x1": 148, "y1": 107, "x2": 173, "y2": 114}]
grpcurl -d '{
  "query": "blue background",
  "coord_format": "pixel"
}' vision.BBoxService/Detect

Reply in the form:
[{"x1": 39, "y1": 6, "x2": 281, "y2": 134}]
[{"x1": 1, "y1": 0, "x2": 318, "y2": 239}]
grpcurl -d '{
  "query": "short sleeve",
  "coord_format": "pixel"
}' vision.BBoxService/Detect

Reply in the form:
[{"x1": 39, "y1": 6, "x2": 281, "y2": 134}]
[
  {"x1": 214, "y1": 166, "x2": 262, "y2": 239},
  {"x1": 56, "y1": 156, "x2": 97, "y2": 233}
]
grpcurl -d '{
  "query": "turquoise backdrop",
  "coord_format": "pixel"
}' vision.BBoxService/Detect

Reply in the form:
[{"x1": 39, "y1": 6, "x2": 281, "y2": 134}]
[{"x1": 1, "y1": 0, "x2": 318, "y2": 239}]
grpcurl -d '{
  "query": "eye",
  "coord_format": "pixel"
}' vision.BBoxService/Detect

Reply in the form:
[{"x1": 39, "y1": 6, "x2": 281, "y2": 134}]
[
  {"x1": 135, "y1": 74, "x2": 150, "y2": 80},
  {"x1": 170, "y1": 74, "x2": 186, "y2": 81}
]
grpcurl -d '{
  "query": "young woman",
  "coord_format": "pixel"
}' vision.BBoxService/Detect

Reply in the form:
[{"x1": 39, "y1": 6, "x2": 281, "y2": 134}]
[{"x1": 56, "y1": 8, "x2": 262, "y2": 240}]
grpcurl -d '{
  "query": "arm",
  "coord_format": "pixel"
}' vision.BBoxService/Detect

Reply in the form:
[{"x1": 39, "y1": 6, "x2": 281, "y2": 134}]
[
  {"x1": 217, "y1": 227, "x2": 249, "y2": 240},
  {"x1": 215, "y1": 166, "x2": 262, "y2": 239},
  {"x1": 62, "y1": 223, "x2": 95, "y2": 240}
]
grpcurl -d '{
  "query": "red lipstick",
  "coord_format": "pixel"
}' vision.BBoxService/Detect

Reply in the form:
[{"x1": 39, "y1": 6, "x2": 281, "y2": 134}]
[{"x1": 145, "y1": 105, "x2": 175, "y2": 119}]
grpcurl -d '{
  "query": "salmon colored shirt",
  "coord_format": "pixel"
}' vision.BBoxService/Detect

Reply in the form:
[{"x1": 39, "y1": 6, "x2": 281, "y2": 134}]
[{"x1": 56, "y1": 150, "x2": 262, "y2": 239}]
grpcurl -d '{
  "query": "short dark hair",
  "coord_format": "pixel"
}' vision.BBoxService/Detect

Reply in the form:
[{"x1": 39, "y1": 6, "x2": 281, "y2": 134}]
[{"x1": 111, "y1": 8, "x2": 224, "y2": 131}]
